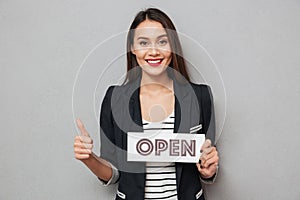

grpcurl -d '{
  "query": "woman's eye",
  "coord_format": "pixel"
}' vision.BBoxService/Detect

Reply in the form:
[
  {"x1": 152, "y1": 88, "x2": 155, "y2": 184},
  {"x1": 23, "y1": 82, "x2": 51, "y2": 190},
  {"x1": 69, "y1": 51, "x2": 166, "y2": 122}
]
[
  {"x1": 139, "y1": 41, "x2": 148, "y2": 46},
  {"x1": 158, "y1": 39, "x2": 168, "y2": 45}
]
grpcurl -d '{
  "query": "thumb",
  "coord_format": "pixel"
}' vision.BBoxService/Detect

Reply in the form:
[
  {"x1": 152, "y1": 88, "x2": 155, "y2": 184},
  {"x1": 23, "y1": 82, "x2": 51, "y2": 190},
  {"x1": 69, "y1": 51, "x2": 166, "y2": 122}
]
[{"x1": 76, "y1": 118, "x2": 90, "y2": 137}]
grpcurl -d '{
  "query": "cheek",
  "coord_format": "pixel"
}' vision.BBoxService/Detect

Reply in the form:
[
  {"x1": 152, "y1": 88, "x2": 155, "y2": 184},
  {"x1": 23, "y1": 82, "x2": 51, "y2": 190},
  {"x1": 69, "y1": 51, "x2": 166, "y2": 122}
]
[
  {"x1": 163, "y1": 51, "x2": 172, "y2": 60},
  {"x1": 161, "y1": 44, "x2": 172, "y2": 54},
  {"x1": 134, "y1": 51, "x2": 147, "y2": 66},
  {"x1": 134, "y1": 50, "x2": 147, "y2": 59}
]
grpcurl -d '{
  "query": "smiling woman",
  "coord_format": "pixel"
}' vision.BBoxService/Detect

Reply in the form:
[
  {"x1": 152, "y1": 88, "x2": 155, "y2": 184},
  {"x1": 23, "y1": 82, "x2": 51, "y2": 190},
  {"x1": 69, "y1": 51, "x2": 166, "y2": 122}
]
[
  {"x1": 125, "y1": 8, "x2": 190, "y2": 84},
  {"x1": 74, "y1": 7, "x2": 219, "y2": 200},
  {"x1": 131, "y1": 20, "x2": 172, "y2": 80}
]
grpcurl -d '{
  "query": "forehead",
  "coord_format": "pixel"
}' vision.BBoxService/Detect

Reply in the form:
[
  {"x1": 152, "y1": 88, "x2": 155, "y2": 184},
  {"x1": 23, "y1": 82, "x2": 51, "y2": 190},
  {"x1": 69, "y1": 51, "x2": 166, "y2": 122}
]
[{"x1": 134, "y1": 20, "x2": 167, "y2": 38}]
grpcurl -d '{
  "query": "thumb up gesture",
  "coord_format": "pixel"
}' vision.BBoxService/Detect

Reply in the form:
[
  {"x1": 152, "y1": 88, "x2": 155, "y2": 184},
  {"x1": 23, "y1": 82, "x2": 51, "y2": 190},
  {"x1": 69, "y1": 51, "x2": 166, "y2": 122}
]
[{"x1": 74, "y1": 119, "x2": 94, "y2": 160}]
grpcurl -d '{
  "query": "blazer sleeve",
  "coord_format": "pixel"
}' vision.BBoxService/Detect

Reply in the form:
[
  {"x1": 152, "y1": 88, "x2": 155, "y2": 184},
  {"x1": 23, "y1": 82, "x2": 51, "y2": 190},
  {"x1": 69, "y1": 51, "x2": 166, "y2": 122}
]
[
  {"x1": 200, "y1": 85, "x2": 216, "y2": 145},
  {"x1": 99, "y1": 86, "x2": 118, "y2": 168},
  {"x1": 199, "y1": 85, "x2": 218, "y2": 184}
]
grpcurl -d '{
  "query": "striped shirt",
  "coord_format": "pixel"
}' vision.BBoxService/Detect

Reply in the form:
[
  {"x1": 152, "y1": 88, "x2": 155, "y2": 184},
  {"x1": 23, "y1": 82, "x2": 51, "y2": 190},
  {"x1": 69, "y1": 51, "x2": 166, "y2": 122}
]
[{"x1": 143, "y1": 111, "x2": 178, "y2": 200}]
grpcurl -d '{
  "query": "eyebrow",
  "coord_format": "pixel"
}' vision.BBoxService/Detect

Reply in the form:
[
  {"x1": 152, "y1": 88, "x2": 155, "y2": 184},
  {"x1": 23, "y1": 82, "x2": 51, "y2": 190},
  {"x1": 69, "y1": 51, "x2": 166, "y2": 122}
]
[{"x1": 136, "y1": 34, "x2": 168, "y2": 40}]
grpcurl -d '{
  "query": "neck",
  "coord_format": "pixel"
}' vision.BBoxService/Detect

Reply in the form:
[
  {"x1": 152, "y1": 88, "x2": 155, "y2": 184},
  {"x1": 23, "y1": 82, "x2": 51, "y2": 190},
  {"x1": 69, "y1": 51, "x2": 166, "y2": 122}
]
[{"x1": 140, "y1": 71, "x2": 173, "y2": 91}]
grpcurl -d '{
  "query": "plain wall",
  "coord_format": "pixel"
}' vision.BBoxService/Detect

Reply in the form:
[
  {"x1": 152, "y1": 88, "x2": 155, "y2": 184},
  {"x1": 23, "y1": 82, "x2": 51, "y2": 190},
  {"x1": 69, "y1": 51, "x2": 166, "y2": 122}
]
[{"x1": 1, "y1": 0, "x2": 300, "y2": 199}]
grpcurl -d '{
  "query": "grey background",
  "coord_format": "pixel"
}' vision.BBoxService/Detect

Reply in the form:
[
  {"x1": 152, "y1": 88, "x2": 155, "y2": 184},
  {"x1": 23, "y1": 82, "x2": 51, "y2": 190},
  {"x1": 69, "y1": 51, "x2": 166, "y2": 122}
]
[{"x1": 1, "y1": 0, "x2": 299, "y2": 199}]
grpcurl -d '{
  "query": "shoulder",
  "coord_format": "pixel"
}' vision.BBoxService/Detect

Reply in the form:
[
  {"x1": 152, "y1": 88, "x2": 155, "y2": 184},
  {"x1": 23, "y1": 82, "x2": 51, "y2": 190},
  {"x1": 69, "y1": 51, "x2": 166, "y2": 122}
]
[
  {"x1": 102, "y1": 82, "x2": 136, "y2": 106},
  {"x1": 103, "y1": 85, "x2": 116, "y2": 99},
  {"x1": 189, "y1": 82, "x2": 210, "y2": 90},
  {"x1": 102, "y1": 85, "x2": 121, "y2": 104},
  {"x1": 105, "y1": 81, "x2": 138, "y2": 95},
  {"x1": 189, "y1": 82, "x2": 213, "y2": 100},
  {"x1": 103, "y1": 83, "x2": 128, "y2": 97}
]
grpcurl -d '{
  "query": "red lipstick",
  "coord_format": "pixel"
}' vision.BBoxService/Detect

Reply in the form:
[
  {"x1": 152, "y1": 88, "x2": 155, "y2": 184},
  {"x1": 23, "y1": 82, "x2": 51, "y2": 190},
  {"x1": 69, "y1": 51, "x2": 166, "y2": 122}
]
[{"x1": 146, "y1": 59, "x2": 163, "y2": 67}]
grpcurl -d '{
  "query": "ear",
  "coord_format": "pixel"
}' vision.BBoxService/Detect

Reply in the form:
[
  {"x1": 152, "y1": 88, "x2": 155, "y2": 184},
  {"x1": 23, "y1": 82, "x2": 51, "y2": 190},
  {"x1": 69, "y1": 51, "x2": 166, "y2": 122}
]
[{"x1": 131, "y1": 45, "x2": 136, "y2": 55}]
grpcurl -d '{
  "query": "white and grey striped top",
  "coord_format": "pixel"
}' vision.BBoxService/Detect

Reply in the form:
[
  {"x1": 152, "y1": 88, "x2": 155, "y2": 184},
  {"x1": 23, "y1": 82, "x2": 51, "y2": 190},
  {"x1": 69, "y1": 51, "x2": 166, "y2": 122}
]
[{"x1": 143, "y1": 111, "x2": 178, "y2": 200}]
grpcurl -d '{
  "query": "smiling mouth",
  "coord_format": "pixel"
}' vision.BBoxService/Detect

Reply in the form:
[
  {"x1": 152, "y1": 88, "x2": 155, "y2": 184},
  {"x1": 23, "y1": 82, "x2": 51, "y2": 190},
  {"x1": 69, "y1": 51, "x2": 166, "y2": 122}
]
[{"x1": 146, "y1": 59, "x2": 163, "y2": 67}]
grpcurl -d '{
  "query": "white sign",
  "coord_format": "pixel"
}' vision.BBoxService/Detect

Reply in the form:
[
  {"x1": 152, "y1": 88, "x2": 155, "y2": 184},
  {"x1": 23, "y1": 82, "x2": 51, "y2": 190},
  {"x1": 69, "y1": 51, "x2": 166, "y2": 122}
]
[{"x1": 127, "y1": 132, "x2": 205, "y2": 163}]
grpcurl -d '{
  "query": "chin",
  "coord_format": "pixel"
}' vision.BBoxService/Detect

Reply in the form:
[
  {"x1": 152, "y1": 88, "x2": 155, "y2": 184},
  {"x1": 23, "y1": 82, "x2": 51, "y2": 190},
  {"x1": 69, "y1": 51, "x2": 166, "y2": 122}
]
[{"x1": 141, "y1": 65, "x2": 169, "y2": 77}]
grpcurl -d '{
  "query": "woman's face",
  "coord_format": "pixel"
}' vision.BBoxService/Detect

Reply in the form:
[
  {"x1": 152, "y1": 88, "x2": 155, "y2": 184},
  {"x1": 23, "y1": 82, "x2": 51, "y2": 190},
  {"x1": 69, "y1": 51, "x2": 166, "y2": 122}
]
[{"x1": 131, "y1": 20, "x2": 172, "y2": 78}]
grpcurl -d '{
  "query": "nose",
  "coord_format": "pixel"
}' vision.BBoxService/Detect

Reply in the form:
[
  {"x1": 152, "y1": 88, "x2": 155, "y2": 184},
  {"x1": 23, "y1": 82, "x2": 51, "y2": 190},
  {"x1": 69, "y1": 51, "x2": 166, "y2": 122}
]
[{"x1": 148, "y1": 44, "x2": 160, "y2": 56}]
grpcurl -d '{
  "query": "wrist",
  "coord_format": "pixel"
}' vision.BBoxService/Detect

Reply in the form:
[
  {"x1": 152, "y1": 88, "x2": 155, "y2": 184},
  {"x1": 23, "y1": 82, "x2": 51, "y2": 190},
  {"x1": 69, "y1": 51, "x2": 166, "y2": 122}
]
[
  {"x1": 81, "y1": 152, "x2": 96, "y2": 165},
  {"x1": 199, "y1": 165, "x2": 219, "y2": 184},
  {"x1": 200, "y1": 172, "x2": 215, "y2": 179}
]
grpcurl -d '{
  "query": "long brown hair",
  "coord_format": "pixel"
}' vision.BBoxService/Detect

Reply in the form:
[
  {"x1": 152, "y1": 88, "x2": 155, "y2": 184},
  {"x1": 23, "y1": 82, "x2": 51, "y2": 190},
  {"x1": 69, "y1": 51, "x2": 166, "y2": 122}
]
[{"x1": 124, "y1": 8, "x2": 190, "y2": 84}]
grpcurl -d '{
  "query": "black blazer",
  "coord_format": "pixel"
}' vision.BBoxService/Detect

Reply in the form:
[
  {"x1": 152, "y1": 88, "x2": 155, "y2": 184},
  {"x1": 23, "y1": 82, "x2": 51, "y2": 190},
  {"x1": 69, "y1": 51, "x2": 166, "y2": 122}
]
[{"x1": 99, "y1": 76, "x2": 215, "y2": 200}]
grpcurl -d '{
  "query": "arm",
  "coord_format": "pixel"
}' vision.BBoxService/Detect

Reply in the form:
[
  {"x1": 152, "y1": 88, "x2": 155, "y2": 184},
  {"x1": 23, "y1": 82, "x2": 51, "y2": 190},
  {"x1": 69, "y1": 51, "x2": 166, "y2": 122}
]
[
  {"x1": 74, "y1": 86, "x2": 118, "y2": 183},
  {"x1": 195, "y1": 85, "x2": 219, "y2": 182},
  {"x1": 74, "y1": 119, "x2": 113, "y2": 182}
]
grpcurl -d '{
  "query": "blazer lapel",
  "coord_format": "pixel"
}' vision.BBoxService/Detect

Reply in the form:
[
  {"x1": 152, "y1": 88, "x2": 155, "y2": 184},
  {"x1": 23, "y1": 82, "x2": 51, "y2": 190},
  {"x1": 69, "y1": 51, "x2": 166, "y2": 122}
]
[
  {"x1": 111, "y1": 77, "x2": 145, "y2": 175},
  {"x1": 127, "y1": 78, "x2": 146, "y2": 189},
  {"x1": 129, "y1": 85, "x2": 143, "y2": 128}
]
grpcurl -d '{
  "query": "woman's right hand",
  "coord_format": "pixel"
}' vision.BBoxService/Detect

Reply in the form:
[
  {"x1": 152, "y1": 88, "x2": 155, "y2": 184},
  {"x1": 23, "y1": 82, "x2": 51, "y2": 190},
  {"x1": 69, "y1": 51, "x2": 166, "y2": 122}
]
[
  {"x1": 73, "y1": 118, "x2": 113, "y2": 181},
  {"x1": 74, "y1": 119, "x2": 94, "y2": 160}
]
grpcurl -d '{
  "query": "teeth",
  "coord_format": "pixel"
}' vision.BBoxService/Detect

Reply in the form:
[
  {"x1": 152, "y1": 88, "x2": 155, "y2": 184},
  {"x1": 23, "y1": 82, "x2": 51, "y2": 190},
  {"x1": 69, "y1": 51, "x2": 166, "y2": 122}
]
[{"x1": 147, "y1": 59, "x2": 161, "y2": 64}]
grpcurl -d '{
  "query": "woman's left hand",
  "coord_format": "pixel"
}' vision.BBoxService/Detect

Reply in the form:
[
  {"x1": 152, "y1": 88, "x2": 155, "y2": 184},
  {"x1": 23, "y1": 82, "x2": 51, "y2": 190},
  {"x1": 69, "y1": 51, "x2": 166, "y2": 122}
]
[{"x1": 196, "y1": 139, "x2": 219, "y2": 179}]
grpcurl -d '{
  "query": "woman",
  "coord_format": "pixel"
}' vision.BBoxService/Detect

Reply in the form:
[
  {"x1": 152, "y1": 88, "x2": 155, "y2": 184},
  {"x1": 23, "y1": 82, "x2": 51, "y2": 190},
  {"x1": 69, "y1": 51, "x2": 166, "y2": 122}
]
[{"x1": 74, "y1": 8, "x2": 219, "y2": 200}]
